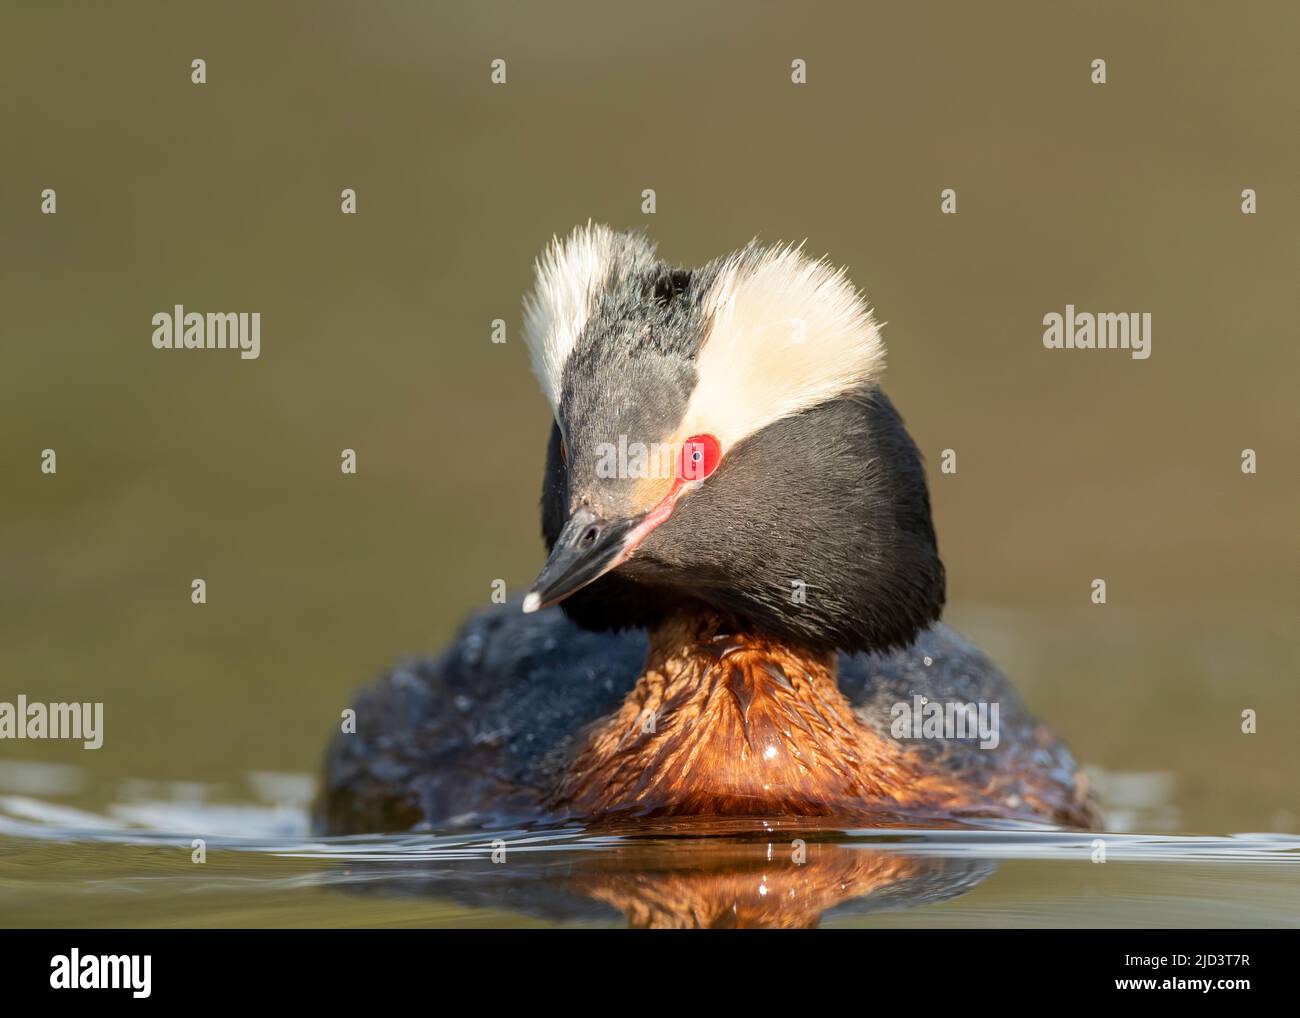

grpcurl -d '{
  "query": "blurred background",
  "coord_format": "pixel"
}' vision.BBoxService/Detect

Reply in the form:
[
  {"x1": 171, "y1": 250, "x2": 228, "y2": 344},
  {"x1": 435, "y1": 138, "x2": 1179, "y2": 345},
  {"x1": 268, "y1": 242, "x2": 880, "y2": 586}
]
[{"x1": 1, "y1": 0, "x2": 1296, "y2": 839}]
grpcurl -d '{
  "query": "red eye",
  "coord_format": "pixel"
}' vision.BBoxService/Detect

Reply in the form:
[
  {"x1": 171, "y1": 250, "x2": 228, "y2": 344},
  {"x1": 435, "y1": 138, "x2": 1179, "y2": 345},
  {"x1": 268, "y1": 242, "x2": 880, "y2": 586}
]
[{"x1": 678, "y1": 434, "x2": 721, "y2": 482}]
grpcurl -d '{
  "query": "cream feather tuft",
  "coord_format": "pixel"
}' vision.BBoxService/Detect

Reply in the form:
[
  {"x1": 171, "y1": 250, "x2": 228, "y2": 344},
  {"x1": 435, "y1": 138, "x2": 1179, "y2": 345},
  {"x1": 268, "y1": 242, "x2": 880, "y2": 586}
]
[
  {"x1": 677, "y1": 242, "x2": 886, "y2": 451},
  {"x1": 521, "y1": 222, "x2": 621, "y2": 411}
]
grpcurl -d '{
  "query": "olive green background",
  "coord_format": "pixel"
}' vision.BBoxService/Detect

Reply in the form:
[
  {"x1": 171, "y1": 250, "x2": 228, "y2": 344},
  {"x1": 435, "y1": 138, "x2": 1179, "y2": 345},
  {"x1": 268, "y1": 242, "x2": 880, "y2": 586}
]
[{"x1": 1, "y1": 0, "x2": 1296, "y2": 838}]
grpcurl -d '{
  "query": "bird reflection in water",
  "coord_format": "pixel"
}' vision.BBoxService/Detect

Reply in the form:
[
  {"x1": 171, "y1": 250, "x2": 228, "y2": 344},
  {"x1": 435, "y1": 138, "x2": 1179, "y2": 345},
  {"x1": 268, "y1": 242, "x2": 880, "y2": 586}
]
[{"x1": 326, "y1": 819, "x2": 997, "y2": 929}]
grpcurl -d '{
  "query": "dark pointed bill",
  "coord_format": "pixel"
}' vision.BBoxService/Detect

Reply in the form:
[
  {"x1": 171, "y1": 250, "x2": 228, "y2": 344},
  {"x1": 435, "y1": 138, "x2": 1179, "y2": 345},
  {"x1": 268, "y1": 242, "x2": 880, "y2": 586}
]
[{"x1": 522, "y1": 506, "x2": 640, "y2": 613}]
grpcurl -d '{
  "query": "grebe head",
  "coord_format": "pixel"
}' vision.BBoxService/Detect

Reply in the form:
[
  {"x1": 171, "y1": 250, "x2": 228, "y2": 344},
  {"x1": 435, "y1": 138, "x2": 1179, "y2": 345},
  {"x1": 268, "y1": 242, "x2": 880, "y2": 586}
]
[{"x1": 520, "y1": 224, "x2": 944, "y2": 654}]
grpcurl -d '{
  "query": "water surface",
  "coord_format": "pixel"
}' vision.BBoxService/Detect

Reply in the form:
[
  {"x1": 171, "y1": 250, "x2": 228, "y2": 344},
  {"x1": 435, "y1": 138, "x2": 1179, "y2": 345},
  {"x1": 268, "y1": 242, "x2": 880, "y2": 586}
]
[{"x1": 2, "y1": 763, "x2": 1296, "y2": 928}]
